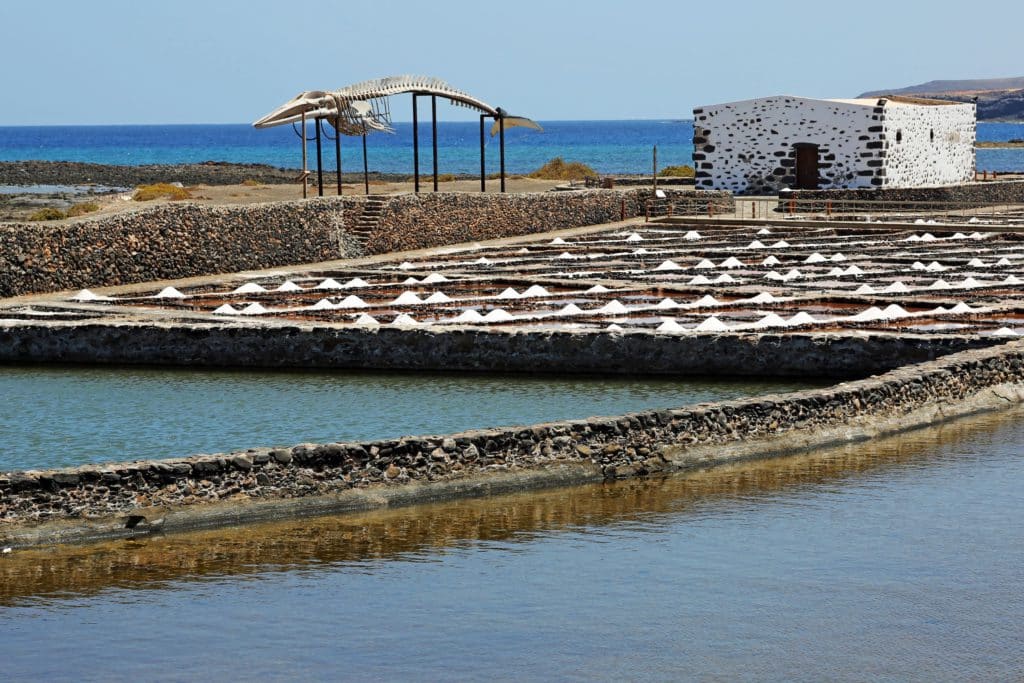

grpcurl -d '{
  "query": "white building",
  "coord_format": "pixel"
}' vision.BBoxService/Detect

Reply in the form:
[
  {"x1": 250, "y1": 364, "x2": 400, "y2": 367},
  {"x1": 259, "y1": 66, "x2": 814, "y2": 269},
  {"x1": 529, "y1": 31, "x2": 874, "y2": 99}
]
[{"x1": 691, "y1": 95, "x2": 976, "y2": 194}]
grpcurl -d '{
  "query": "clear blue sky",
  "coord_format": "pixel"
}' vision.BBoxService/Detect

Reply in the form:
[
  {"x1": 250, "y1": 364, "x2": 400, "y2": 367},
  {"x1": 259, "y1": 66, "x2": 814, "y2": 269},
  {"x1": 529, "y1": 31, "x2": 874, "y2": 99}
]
[{"x1": 1, "y1": 0, "x2": 1020, "y2": 125}]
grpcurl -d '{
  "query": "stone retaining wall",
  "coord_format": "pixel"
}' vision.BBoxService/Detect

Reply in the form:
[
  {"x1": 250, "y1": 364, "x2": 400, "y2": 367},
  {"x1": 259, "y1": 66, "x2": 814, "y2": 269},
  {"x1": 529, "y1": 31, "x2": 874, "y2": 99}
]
[
  {"x1": 0, "y1": 189, "x2": 731, "y2": 298},
  {"x1": 0, "y1": 199, "x2": 361, "y2": 297},
  {"x1": 364, "y1": 189, "x2": 730, "y2": 253},
  {"x1": 1, "y1": 338, "x2": 1021, "y2": 544},
  {"x1": 0, "y1": 323, "x2": 988, "y2": 377},
  {"x1": 784, "y1": 179, "x2": 1024, "y2": 212}
]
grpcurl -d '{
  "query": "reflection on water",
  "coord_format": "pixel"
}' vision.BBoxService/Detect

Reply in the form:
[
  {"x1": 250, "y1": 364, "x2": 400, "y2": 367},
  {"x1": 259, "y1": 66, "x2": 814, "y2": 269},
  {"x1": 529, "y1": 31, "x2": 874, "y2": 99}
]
[{"x1": 3, "y1": 408, "x2": 1024, "y2": 680}]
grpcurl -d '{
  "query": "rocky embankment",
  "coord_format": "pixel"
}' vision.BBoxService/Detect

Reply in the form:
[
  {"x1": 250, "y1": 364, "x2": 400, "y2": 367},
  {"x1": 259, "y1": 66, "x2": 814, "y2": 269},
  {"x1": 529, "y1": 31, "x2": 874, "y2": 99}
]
[{"x1": 2, "y1": 339, "x2": 1023, "y2": 546}]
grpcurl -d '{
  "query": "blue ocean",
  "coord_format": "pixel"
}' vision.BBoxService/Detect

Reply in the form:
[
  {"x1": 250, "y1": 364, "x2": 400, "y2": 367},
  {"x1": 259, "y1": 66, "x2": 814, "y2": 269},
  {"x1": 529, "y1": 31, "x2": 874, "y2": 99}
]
[{"x1": 0, "y1": 120, "x2": 1021, "y2": 175}]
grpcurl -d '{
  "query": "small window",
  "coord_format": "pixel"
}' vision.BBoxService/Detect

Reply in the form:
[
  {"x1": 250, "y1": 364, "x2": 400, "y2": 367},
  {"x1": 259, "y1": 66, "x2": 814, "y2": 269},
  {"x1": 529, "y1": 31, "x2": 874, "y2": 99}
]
[
  {"x1": 930, "y1": 129, "x2": 935, "y2": 142},
  {"x1": 896, "y1": 129, "x2": 903, "y2": 143}
]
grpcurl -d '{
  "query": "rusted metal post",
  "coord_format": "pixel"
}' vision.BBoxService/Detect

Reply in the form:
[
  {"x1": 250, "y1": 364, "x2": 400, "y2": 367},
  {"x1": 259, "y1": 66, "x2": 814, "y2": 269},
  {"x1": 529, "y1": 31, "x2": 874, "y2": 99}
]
[
  {"x1": 479, "y1": 115, "x2": 486, "y2": 192},
  {"x1": 653, "y1": 145, "x2": 658, "y2": 195},
  {"x1": 335, "y1": 115, "x2": 342, "y2": 196},
  {"x1": 412, "y1": 94, "x2": 420, "y2": 193},
  {"x1": 315, "y1": 117, "x2": 324, "y2": 197},
  {"x1": 362, "y1": 132, "x2": 369, "y2": 195},
  {"x1": 499, "y1": 114, "x2": 506, "y2": 193},
  {"x1": 301, "y1": 111, "x2": 308, "y2": 199},
  {"x1": 432, "y1": 95, "x2": 439, "y2": 192}
]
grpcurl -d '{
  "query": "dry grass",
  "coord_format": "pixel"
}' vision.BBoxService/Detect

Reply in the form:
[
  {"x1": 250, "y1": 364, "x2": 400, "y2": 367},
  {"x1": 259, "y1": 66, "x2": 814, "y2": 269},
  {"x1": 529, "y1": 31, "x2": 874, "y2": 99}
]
[
  {"x1": 528, "y1": 157, "x2": 598, "y2": 180},
  {"x1": 659, "y1": 165, "x2": 695, "y2": 177},
  {"x1": 27, "y1": 208, "x2": 66, "y2": 221},
  {"x1": 241, "y1": 179, "x2": 263, "y2": 187},
  {"x1": 65, "y1": 202, "x2": 101, "y2": 217},
  {"x1": 133, "y1": 183, "x2": 193, "y2": 201}
]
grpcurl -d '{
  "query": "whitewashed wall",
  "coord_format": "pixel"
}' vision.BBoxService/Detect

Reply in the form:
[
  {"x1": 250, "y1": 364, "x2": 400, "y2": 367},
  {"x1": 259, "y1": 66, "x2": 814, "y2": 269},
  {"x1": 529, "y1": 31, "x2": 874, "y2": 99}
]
[
  {"x1": 882, "y1": 103, "x2": 975, "y2": 188},
  {"x1": 692, "y1": 96, "x2": 882, "y2": 194},
  {"x1": 693, "y1": 96, "x2": 977, "y2": 194}
]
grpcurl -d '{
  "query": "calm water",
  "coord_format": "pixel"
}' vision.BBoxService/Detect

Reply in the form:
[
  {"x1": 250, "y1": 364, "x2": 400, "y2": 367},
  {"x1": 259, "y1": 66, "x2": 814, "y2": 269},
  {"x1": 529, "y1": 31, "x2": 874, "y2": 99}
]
[
  {"x1": 0, "y1": 120, "x2": 1021, "y2": 174},
  {"x1": 2, "y1": 407, "x2": 1023, "y2": 680},
  {"x1": 0, "y1": 365, "x2": 818, "y2": 471}
]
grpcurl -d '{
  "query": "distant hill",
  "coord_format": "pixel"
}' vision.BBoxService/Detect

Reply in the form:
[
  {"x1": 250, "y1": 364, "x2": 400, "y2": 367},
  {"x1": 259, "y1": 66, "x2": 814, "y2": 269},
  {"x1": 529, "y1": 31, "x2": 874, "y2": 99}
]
[{"x1": 858, "y1": 77, "x2": 1024, "y2": 121}]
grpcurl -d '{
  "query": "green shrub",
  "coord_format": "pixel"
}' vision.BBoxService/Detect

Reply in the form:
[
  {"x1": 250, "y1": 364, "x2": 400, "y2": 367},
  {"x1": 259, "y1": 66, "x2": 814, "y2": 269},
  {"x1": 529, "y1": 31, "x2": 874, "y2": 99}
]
[
  {"x1": 658, "y1": 165, "x2": 695, "y2": 177},
  {"x1": 528, "y1": 157, "x2": 599, "y2": 180},
  {"x1": 27, "y1": 208, "x2": 66, "y2": 221}
]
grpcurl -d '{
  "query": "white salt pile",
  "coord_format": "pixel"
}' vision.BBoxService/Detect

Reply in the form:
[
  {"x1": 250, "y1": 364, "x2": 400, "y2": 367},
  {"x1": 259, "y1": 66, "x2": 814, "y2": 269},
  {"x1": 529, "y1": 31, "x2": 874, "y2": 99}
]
[
  {"x1": 342, "y1": 277, "x2": 371, "y2": 288},
  {"x1": 233, "y1": 282, "x2": 266, "y2": 294},
  {"x1": 684, "y1": 231, "x2": 702, "y2": 240},
  {"x1": 695, "y1": 315, "x2": 729, "y2": 332},
  {"x1": 746, "y1": 240, "x2": 766, "y2": 249},
  {"x1": 391, "y1": 291, "x2": 424, "y2": 305},
  {"x1": 550, "y1": 237, "x2": 568, "y2": 245},
  {"x1": 484, "y1": 308, "x2": 514, "y2": 322},
  {"x1": 804, "y1": 253, "x2": 827, "y2": 264},
  {"x1": 454, "y1": 309, "x2": 485, "y2": 323},
  {"x1": 354, "y1": 314, "x2": 379, "y2": 326},
  {"x1": 309, "y1": 298, "x2": 335, "y2": 310},
  {"x1": 787, "y1": 311, "x2": 817, "y2": 326},
  {"x1": 153, "y1": 286, "x2": 185, "y2": 299},
  {"x1": 391, "y1": 313, "x2": 419, "y2": 326},
  {"x1": 424, "y1": 292, "x2": 452, "y2": 304},
  {"x1": 689, "y1": 274, "x2": 712, "y2": 285},
  {"x1": 713, "y1": 273, "x2": 737, "y2": 283},
  {"x1": 521, "y1": 285, "x2": 552, "y2": 297},
  {"x1": 597, "y1": 300, "x2": 630, "y2": 315},
  {"x1": 654, "y1": 259, "x2": 683, "y2": 271},
  {"x1": 694, "y1": 259, "x2": 715, "y2": 269},
  {"x1": 336, "y1": 295, "x2": 369, "y2": 309},
  {"x1": 240, "y1": 302, "x2": 268, "y2": 315},
  {"x1": 656, "y1": 318, "x2": 686, "y2": 333},
  {"x1": 212, "y1": 304, "x2": 239, "y2": 315},
  {"x1": 720, "y1": 256, "x2": 744, "y2": 269},
  {"x1": 276, "y1": 281, "x2": 303, "y2": 292},
  {"x1": 625, "y1": 233, "x2": 644, "y2": 242},
  {"x1": 402, "y1": 276, "x2": 420, "y2": 285},
  {"x1": 655, "y1": 298, "x2": 679, "y2": 309},
  {"x1": 422, "y1": 273, "x2": 449, "y2": 284},
  {"x1": 315, "y1": 278, "x2": 343, "y2": 290},
  {"x1": 928, "y1": 279, "x2": 952, "y2": 290},
  {"x1": 585, "y1": 284, "x2": 610, "y2": 294},
  {"x1": 763, "y1": 255, "x2": 781, "y2": 266},
  {"x1": 497, "y1": 287, "x2": 521, "y2": 299},
  {"x1": 757, "y1": 228, "x2": 772, "y2": 235},
  {"x1": 771, "y1": 240, "x2": 790, "y2": 248}
]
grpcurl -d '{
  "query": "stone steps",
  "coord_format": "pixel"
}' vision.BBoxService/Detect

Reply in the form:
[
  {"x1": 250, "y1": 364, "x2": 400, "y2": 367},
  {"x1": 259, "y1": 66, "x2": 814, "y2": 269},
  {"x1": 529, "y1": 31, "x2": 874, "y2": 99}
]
[{"x1": 349, "y1": 197, "x2": 388, "y2": 239}]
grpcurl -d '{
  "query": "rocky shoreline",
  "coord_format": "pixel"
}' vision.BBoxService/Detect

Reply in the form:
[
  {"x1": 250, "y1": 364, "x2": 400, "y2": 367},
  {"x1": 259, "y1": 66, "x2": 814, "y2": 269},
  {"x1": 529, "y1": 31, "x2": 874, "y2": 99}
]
[{"x1": 0, "y1": 160, "x2": 416, "y2": 188}]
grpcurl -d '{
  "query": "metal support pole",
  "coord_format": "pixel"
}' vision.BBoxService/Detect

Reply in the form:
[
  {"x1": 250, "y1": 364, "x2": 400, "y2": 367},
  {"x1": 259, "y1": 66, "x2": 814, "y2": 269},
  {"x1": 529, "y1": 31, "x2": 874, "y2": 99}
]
[
  {"x1": 479, "y1": 114, "x2": 486, "y2": 192},
  {"x1": 301, "y1": 111, "x2": 308, "y2": 199},
  {"x1": 362, "y1": 132, "x2": 369, "y2": 195},
  {"x1": 412, "y1": 94, "x2": 420, "y2": 193},
  {"x1": 499, "y1": 115, "x2": 506, "y2": 193},
  {"x1": 653, "y1": 145, "x2": 658, "y2": 194},
  {"x1": 432, "y1": 95, "x2": 439, "y2": 192},
  {"x1": 315, "y1": 117, "x2": 324, "y2": 197},
  {"x1": 335, "y1": 116, "x2": 342, "y2": 196}
]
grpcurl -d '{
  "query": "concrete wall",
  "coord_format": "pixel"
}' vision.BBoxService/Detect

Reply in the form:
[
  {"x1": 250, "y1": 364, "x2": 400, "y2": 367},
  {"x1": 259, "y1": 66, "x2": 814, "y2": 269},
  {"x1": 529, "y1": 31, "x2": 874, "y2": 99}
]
[
  {"x1": 2, "y1": 338, "x2": 1022, "y2": 544},
  {"x1": 883, "y1": 102, "x2": 975, "y2": 188},
  {"x1": 0, "y1": 189, "x2": 731, "y2": 298}
]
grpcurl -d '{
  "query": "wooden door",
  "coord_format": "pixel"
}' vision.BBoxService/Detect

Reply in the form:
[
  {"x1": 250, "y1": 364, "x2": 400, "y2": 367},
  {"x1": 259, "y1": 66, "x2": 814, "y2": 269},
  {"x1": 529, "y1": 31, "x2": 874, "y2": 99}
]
[{"x1": 795, "y1": 144, "x2": 819, "y2": 190}]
